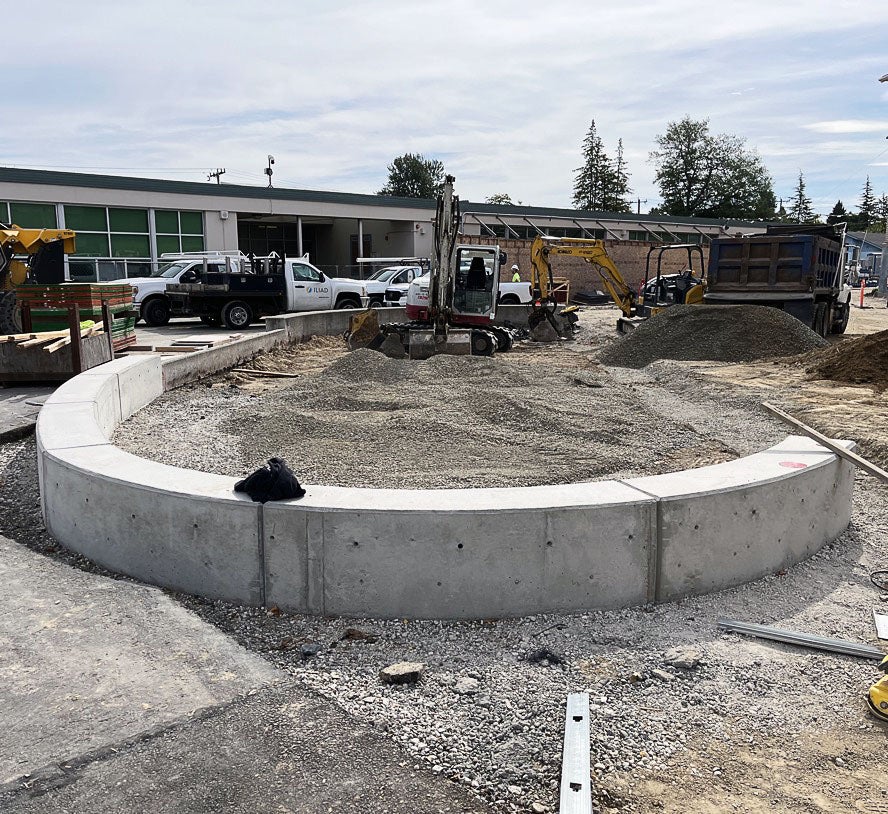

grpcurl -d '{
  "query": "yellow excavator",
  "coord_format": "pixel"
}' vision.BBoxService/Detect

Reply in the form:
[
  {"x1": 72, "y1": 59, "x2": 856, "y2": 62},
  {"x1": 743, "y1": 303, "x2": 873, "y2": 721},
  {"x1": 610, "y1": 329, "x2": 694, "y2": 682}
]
[
  {"x1": 0, "y1": 224, "x2": 77, "y2": 334},
  {"x1": 529, "y1": 237, "x2": 705, "y2": 333}
]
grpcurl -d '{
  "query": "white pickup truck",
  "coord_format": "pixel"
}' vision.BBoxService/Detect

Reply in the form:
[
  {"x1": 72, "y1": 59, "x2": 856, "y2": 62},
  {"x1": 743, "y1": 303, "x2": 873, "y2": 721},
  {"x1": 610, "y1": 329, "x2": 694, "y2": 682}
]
[
  {"x1": 167, "y1": 256, "x2": 368, "y2": 329},
  {"x1": 365, "y1": 264, "x2": 424, "y2": 307},
  {"x1": 384, "y1": 274, "x2": 531, "y2": 306},
  {"x1": 107, "y1": 252, "x2": 244, "y2": 327}
]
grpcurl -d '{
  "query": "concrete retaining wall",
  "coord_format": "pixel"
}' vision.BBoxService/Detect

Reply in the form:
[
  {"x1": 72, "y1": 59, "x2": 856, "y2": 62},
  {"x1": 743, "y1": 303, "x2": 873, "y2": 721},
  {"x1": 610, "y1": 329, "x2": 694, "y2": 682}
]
[{"x1": 35, "y1": 353, "x2": 857, "y2": 619}]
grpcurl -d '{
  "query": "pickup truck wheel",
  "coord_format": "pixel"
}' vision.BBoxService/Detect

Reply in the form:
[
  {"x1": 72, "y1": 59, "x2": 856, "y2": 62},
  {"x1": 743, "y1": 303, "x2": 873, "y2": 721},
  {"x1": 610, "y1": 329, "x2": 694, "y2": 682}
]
[
  {"x1": 498, "y1": 294, "x2": 520, "y2": 305},
  {"x1": 335, "y1": 297, "x2": 360, "y2": 309},
  {"x1": 368, "y1": 297, "x2": 384, "y2": 309},
  {"x1": 222, "y1": 301, "x2": 253, "y2": 329},
  {"x1": 142, "y1": 297, "x2": 171, "y2": 327}
]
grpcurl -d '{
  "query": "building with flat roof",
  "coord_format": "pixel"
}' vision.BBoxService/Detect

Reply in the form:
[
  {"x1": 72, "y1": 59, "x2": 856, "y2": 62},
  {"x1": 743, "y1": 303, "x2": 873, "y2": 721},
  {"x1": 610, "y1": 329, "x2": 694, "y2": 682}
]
[{"x1": 0, "y1": 166, "x2": 764, "y2": 282}]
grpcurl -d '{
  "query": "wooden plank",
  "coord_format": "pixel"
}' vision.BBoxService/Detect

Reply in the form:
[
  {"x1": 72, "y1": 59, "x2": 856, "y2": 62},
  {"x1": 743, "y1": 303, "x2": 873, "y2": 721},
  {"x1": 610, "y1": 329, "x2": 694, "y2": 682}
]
[
  {"x1": 559, "y1": 693, "x2": 591, "y2": 814},
  {"x1": 43, "y1": 337, "x2": 71, "y2": 353},
  {"x1": 762, "y1": 401, "x2": 888, "y2": 484},
  {"x1": 18, "y1": 334, "x2": 63, "y2": 348},
  {"x1": 231, "y1": 368, "x2": 300, "y2": 378}
]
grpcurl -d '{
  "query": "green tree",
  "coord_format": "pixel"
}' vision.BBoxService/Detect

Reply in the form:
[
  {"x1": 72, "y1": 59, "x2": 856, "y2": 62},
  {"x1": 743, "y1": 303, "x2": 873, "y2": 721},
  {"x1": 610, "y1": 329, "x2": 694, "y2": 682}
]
[
  {"x1": 649, "y1": 116, "x2": 775, "y2": 219},
  {"x1": 485, "y1": 193, "x2": 514, "y2": 205},
  {"x1": 858, "y1": 176, "x2": 877, "y2": 228},
  {"x1": 826, "y1": 199, "x2": 848, "y2": 225},
  {"x1": 787, "y1": 172, "x2": 818, "y2": 223},
  {"x1": 378, "y1": 153, "x2": 445, "y2": 198},
  {"x1": 602, "y1": 139, "x2": 632, "y2": 213},
  {"x1": 874, "y1": 193, "x2": 888, "y2": 232},
  {"x1": 572, "y1": 121, "x2": 630, "y2": 211}
]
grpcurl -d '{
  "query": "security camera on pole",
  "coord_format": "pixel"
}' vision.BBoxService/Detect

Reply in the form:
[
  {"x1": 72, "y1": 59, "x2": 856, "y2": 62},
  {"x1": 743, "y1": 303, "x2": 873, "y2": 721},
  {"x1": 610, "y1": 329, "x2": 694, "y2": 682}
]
[{"x1": 265, "y1": 155, "x2": 275, "y2": 188}]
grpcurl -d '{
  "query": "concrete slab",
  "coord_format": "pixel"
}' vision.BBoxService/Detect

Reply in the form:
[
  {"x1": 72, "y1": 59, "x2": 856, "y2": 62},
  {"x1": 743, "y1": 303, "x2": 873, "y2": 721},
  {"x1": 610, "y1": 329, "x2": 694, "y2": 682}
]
[
  {"x1": 0, "y1": 386, "x2": 54, "y2": 441},
  {"x1": 0, "y1": 681, "x2": 493, "y2": 814},
  {"x1": 0, "y1": 534, "x2": 280, "y2": 788}
]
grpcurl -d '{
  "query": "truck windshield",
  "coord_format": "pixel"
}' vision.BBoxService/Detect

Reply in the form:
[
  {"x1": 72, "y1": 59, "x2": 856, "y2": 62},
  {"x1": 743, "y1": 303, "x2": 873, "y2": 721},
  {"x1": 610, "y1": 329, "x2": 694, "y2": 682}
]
[
  {"x1": 151, "y1": 262, "x2": 191, "y2": 279},
  {"x1": 368, "y1": 267, "x2": 403, "y2": 282}
]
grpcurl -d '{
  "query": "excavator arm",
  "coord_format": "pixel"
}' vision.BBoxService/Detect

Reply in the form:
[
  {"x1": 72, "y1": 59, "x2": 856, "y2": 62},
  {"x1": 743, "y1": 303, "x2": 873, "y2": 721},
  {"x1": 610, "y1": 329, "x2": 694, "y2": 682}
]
[
  {"x1": 0, "y1": 225, "x2": 76, "y2": 289},
  {"x1": 529, "y1": 236, "x2": 636, "y2": 316}
]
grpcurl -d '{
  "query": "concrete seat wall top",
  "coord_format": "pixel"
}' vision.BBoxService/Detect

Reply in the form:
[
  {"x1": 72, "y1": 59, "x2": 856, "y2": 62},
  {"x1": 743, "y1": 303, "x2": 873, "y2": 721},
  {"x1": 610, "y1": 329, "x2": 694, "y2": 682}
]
[{"x1": 36, "y1": 351, "x2": 855, "y2": 620}]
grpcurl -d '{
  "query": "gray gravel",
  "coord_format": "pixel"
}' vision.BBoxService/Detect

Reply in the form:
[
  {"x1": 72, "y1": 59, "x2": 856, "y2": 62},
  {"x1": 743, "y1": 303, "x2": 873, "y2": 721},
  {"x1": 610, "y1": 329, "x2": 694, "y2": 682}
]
[
  {"x1": 115, "y1": 347, "x2": 755, "y2": 488},
  {"x1": 599, "y1": 304, "x2": 829, "y2": 369}
]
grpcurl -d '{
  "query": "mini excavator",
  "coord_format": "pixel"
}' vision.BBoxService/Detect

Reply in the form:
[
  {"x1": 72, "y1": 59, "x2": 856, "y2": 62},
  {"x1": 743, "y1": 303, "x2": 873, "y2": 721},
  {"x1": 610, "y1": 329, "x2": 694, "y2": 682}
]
[
  {"x1": 346, "y1": 176, "x2": 518, "y2": 358},
  {"x1": 868, "y1": 655, "x2": 888, "y2": 722}
]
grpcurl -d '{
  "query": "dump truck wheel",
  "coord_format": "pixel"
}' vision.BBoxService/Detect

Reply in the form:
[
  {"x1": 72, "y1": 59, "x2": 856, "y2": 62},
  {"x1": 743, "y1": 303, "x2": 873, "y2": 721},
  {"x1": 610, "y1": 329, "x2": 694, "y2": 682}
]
[{"x1": 0, "y1": 291, "x2": 22, "y2": 335}]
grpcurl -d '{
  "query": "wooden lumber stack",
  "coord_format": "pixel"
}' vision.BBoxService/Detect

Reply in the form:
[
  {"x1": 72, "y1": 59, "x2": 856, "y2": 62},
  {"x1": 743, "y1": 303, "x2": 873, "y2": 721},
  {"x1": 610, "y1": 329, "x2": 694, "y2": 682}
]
[{"x1": 16, "y1": 283, "x2": 137, "y2": 351}]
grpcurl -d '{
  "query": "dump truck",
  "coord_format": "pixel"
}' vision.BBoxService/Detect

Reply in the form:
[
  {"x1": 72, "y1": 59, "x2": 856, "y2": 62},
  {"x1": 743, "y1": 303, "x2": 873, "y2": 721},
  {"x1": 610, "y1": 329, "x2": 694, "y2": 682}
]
[{"x1": 705, "y1": 224, "x2": 851, "y2": 336}]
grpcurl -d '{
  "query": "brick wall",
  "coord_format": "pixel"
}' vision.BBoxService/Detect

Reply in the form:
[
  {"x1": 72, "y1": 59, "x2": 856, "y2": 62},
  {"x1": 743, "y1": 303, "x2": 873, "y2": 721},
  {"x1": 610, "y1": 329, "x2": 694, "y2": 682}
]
[{"x1": 469, "y1": 237, "x2": 710, "y2": 295}]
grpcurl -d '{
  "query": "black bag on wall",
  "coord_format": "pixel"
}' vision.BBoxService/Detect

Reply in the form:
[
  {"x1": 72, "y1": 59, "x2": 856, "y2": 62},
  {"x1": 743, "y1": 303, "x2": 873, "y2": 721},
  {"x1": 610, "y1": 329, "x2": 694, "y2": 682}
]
[{"x1": 234, "y1": 457, "x2": 306, "y2": 503}]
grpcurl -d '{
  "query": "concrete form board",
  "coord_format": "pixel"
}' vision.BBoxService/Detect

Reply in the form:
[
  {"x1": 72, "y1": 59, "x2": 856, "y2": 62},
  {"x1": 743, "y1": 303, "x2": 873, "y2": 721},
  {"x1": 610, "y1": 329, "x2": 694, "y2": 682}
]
[
  {"x1": 262, "y1": 498, "x2": 654, "y2": 619},
  {"x1": 42, "y1": 446, "x2": 262, "y2": 605},
  {"x1": 161, "y1": 330, "x2": 285, "y2": 391},
  {"x1": 624, "y1": 436, "x2": 856, "y2": 600}
]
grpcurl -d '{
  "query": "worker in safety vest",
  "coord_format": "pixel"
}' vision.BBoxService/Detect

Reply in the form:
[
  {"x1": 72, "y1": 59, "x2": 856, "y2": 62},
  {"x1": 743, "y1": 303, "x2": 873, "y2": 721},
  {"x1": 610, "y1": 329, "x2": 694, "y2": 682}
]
[{"x1": 510, "y1": 264, "x2": 521, "y2": 282}]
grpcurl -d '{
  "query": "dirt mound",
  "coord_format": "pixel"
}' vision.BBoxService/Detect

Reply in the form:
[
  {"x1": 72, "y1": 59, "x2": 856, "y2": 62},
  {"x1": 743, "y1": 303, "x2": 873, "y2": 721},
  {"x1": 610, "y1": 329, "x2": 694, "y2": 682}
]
[
  {"x1": 806, "y1": 329, "x2": 888, "y2": 390},
  {"x1": 598, "y1": 304, "x2": 828, "y2": 369}
]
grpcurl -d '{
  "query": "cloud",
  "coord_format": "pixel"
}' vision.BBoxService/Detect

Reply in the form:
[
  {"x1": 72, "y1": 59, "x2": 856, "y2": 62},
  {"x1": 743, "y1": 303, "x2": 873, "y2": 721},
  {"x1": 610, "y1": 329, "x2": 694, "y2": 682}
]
[{"x1": 804, "y1": 120, "x2": 888, "y2": 134}]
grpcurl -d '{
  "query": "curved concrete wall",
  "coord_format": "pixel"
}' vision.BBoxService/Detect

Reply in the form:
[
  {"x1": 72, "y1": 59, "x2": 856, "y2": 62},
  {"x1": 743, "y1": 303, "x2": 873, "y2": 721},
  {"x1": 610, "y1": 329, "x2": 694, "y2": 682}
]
[{"x1": 36, "y1": 348, "x2": 856, "y2": 619}]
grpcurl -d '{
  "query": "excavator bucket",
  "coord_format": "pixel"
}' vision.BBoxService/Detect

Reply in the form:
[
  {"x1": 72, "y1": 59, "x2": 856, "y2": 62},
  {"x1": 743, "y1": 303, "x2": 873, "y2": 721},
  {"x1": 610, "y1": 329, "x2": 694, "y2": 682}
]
[{"x1": 345, "y1": 309, "x2": 383, "y2": 351}]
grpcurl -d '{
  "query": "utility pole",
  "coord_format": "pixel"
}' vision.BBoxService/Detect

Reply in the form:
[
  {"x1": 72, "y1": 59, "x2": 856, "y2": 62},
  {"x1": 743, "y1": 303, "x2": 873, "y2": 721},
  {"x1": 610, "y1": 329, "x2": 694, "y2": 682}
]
[
  {"x1": 636, "y1": 198, "x2": 647, "y2": 215},
  {"x1": 207, "y1": 168, "x2": 226, "y2": 184},
  {"x1": 265, "y1": 155, "x2": 275, "y2": 188}
]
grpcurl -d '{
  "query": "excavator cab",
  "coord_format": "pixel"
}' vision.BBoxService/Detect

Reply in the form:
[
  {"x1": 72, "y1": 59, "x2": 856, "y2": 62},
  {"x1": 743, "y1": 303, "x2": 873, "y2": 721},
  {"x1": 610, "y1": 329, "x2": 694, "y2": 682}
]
[
  {"x1": 639, "y1": 244, "x2": 705, "y2": 317},
  {"x1": 453, "y1": 248, "x2": 498, "y2": 320}
]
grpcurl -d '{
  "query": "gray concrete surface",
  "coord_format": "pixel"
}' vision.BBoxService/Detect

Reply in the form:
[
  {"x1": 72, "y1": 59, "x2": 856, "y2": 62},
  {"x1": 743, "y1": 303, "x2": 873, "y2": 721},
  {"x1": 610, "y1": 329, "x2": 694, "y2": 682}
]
[
  {"x1": 133, "y1": 317, "x2": 265, "y2": 347},
  {"x1": 0, "y1": 386, "x2": 54, "y2": 441},
  {"x1": 0, "y1": 533, "x2": 280, "y2": 787},
  {"x1": 0, "y1": 679, "x2": 492, "y2": 814}
]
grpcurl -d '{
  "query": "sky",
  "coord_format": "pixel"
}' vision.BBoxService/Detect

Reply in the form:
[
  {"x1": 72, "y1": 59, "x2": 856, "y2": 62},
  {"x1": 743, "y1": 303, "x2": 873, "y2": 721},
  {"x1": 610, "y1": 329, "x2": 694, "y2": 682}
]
[{"x1": 4, "y1": 0, "x2": 888, "y2": 219}]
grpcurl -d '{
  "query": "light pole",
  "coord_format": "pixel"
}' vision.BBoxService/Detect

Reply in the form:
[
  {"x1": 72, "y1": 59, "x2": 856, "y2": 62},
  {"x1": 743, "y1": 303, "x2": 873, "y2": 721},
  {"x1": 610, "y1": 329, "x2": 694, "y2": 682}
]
[{"x1": 879, "y1": 75, "x2": 888, "y2": 295}]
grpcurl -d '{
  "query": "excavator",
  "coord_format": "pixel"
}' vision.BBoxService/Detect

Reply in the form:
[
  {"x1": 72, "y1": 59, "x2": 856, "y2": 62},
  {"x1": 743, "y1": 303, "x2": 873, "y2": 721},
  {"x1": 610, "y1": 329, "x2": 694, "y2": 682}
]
[
  {"x1": 528, "y1": 236, "x2": 704, "y2": 333},
  {"x1": 0, "y1": 224, "x2": 77, "y2": 334},
  {"x1": 346, "y1": 176, "x2": 517, "y2": 358}
]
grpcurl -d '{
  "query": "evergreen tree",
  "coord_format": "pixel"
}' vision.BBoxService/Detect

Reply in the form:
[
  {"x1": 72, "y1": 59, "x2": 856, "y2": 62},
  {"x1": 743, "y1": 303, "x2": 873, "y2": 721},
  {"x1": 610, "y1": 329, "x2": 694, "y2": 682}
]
[
  {"x1": 378, "y1": 154, "x2": 445, "y2": 198},
  {"x1": 787, "y1": 172, "x2": 818, "y2": 223},
  {"x1": 602, "y1": 139, "x2": 632, "y2": 213},
  {"x1": 874, "y1": 193, "x2": 888, "y2": 232},
  {"x1": 485, "y1": 193, "x2": 514, "y2": 205},
  {"x1": 858, "y1": 176, "x2": 877, "y2": 229},
  {"x1": 572, "y1": 121, "x2": 617, "y2": 211},
  {"x1": 826, "y1": 200, "x2": 848, "y2": 225}
]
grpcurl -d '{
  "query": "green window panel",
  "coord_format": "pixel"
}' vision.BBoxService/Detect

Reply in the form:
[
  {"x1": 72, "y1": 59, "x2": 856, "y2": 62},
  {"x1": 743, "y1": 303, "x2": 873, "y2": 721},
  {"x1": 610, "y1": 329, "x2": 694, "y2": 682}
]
[
  {"x1": 109, "y1": 208, "x2": 148, "y2": 233},
  {"x1": 181, "y1": 235, "x2": 204, "y2": 252},
  {"x1": 180, "y1": 211, "x2": 203, "y2": 235},
  {"x1": 74, "y1": 233, "x2": 109, "y2": 256},
  {"x1": 111, "y1": 234, "x2": 150, "y2": 258},
  {"x1": 155, "y1": 210, "x2": 179, "y2": 234},
  {"x1": 65, "y1": 205, "x2": 107, "y2": 231},
  {"x1": 156, "y1": 235, "x2": 180, "y2": 255},
  {"x1": 0, "y1": 202, "x2": 9, "y2": 223},
  {"x1": 10, "y1": 202, "x2": 57, "y2": 228}
]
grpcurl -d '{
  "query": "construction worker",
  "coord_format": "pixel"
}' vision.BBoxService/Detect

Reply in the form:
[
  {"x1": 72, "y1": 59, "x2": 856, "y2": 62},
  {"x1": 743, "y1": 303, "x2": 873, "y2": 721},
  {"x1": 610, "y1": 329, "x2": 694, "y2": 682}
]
[{"x1": 510, "y1": 264, "x2": 521, "y2": 283}]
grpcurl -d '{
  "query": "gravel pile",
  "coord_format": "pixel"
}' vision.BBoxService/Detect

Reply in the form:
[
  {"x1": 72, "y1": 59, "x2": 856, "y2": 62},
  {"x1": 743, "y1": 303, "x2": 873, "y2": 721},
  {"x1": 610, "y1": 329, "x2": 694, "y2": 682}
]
[
  {"x1": 114, "y1": 348, "x2": 742, "y2": 488},
  {"x1": 806, "y1": 328, "x2": 888, "y2": 390},
  {"x1": 598, "y1": 305, "x2": 828, "y2": 369}
]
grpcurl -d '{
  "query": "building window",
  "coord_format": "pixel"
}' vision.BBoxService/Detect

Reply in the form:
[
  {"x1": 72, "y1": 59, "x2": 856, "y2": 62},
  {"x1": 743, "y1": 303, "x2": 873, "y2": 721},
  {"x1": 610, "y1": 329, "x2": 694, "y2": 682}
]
[
  {"x1": 2, "y1": 201, "x2": 58, "y2": 228},
  {"x1": 155, "y1": 210, "x2": 204, "y2": 256}
]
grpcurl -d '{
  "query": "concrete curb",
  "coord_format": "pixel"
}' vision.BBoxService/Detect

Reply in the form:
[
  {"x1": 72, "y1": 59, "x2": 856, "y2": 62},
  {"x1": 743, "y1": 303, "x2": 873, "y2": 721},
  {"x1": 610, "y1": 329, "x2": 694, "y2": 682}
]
[{"x1": 36, "y1": 343, "x2": 856, "y2": 618}]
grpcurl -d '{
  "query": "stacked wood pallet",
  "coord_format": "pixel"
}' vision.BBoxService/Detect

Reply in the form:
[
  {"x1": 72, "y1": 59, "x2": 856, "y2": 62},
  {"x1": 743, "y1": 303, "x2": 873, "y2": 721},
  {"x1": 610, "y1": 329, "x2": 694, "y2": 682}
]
[{"x1": 16, "y1": 283, "x2": 137, "y2": 351}]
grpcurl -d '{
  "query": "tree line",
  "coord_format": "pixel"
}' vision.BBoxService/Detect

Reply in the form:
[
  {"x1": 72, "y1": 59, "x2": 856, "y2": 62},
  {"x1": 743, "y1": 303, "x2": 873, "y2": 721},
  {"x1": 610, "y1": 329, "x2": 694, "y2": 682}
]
[{"x1": 376, "y1": 119, "x2": 887, "y2": 231}]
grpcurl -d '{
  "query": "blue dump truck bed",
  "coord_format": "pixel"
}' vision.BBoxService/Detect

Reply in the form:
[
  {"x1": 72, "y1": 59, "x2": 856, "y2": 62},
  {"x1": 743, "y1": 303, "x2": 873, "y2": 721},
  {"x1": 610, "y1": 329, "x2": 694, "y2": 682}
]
[{"x1": 706, "y1": 233, "x2": 843, "y2": 297}]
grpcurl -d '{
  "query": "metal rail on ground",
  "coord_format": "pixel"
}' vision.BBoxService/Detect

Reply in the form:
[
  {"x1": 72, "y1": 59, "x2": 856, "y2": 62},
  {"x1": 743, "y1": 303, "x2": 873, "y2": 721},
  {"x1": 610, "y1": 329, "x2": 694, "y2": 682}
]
[
  {"x1": 559, "y1": 692, "x2": 592, "y2": 814},
  {"x1": 718, "y1": 618, "x2": 884, "y2": 660}
]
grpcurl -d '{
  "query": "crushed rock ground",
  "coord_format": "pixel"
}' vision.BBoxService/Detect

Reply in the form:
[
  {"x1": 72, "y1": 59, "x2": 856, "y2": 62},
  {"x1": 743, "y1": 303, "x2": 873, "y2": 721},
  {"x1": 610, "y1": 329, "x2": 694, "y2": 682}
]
[{"x1": 3, "y1": 306, "x2": 888, "y2": 813}]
